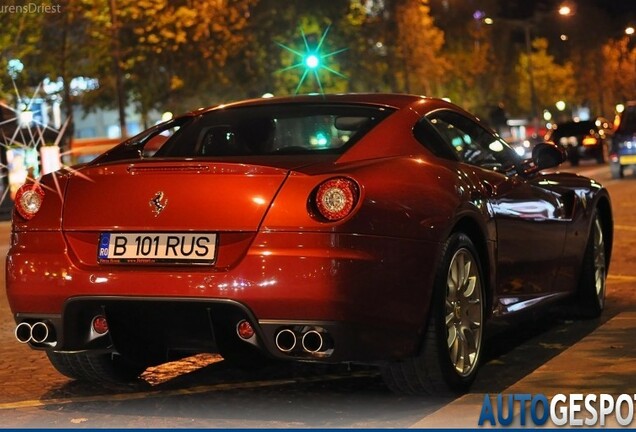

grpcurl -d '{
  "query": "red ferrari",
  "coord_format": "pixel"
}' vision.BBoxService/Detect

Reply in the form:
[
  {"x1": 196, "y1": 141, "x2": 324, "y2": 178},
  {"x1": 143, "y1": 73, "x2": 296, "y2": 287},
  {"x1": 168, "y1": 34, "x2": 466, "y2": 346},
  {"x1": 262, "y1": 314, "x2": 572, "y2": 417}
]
[{"x1": 6, "y1": 94, "x2": 612, "y2": 394}]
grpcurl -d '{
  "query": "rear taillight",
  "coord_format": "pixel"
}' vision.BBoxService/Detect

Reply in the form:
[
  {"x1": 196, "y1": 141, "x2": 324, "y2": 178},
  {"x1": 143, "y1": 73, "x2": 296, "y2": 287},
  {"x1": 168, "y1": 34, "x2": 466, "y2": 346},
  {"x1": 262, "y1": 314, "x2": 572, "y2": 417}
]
[
  {"x1": 312, "y1": 177, "x2": 359, "y2": 221},
  {"x1": 14, "y1": 183, "x2": 45, "y2": 220},
  {"x1": 582, "y1": 136, "x2": 598, "y2": 146}
]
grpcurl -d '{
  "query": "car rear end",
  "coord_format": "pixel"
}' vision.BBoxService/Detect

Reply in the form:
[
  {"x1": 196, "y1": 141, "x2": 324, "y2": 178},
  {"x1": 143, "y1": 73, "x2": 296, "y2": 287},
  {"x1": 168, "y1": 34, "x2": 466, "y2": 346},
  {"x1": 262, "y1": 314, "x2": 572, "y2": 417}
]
[
  {"x1": 610, "y1": 102, "x2": 636, "y2": 179},
  {"x1": 546, "y1": 120, "x2": 606, "y2": 165},
  {"x1": 6, "y1": 97, "x2": 442, "y2": 370}
]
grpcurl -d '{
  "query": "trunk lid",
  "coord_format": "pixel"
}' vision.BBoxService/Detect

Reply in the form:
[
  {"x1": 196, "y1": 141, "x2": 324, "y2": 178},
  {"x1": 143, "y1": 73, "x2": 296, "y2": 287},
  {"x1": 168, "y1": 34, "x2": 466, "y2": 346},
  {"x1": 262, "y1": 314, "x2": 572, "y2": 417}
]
[{"x1": 62, "y1": 161, "x2": 294, "y2": 231}]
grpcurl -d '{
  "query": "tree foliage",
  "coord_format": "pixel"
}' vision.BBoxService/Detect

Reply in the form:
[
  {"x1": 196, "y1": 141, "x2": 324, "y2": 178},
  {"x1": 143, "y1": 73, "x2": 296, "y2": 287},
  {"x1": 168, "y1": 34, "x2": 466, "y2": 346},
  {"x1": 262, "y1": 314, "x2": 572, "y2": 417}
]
[
  {"x1": 393, "y1": 0, "x2": 448, "y2": 95},
  {"x1": 2, "y1": 0, "x2": 634, "y2": 134},
  {"x1": 442, "y1": 20, "x2": 496, "y2": 114},
  {"x1": 601, "y1": 37, "x2": 636, "y2": 115},
  {"x1": 515, "y1": 38, "x2": 576, "y2": 116},
  {"x1": 0, "y1": 1, "x2": 45, "y2": 99}
]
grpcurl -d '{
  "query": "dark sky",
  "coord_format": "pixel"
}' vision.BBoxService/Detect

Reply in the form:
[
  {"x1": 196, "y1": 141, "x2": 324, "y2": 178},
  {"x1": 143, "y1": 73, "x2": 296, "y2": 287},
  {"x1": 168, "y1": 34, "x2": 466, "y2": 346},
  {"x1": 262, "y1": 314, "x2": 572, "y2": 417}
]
[
  {"x1": 591, "y1": 0, "x2": 636, "y2": 17},
  {"x1": 497, "y1": 0, "x2": 635, "y2": 30}
]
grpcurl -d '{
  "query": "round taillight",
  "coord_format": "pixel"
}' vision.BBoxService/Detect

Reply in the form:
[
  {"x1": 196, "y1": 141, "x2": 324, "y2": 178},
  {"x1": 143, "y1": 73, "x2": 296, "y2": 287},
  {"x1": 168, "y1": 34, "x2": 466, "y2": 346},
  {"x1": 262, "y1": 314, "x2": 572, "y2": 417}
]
[
  {"x1": 313, "y1": 177, "x2": 359, "y2": 221},
  {"x1": 92, "y1": 315, "x2": 109, "y2": 335},
  {"x1": 15, "y1": 183, "x2": 45, "y2": 221}
]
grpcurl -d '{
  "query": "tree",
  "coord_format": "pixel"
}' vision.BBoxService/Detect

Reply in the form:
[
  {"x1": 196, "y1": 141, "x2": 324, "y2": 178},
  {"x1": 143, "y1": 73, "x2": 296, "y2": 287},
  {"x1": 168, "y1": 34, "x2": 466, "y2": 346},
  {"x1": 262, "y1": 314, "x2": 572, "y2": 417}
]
[
  {"x1": 237, "y1": 0, "x2": 353, "y2": 97},
  {"x1": 0, "y1": 3, "x2": 45, "y2": 99},
  {"x1": 442, "y1": 18, "x2": 496, "y2": 115},
  {"x1": 601, "y1": 37, "x2": 636, "y2": 115},
  {"x1": 515, "y1": 38, "x2": 576, "y2": 116},
  {"x1": 83, "y1": 0, "x2": 253, "y2": 122},
  {"x1": 392, "y1": 0, "x2": 448, "y2": 95}
]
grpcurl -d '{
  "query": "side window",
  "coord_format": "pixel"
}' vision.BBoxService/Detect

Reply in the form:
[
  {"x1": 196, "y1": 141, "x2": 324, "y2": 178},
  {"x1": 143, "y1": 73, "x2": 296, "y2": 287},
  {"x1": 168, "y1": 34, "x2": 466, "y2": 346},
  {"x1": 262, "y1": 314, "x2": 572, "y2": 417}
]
[
  {"x1": 426, "y1": 110, "x2": 517, "y2": 172},
  {"x1": 413, "y1": 118, "x2": 460, "y2": 161}
]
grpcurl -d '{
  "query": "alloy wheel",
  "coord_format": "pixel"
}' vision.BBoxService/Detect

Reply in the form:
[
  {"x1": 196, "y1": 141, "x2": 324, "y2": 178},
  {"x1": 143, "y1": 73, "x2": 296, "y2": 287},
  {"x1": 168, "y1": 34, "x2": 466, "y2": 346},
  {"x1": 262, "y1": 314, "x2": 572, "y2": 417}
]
[
  {"x1": 593, "y1": 216, "x2": 606, "y2": 307},
  {"x1": 445, "y1": 248, "x2": 483, "y2": 377}
]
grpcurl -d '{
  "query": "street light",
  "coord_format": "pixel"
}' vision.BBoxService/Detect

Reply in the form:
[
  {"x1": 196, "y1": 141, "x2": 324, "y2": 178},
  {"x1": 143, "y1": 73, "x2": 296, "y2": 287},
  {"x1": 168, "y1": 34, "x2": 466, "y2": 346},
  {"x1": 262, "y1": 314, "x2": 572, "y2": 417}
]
[
  {"x1": 483, "y1": 3, "x2": 573, "y2": 121},
  {"x1": 626, "y1": 26, "x2": 635, "y2": 36}
]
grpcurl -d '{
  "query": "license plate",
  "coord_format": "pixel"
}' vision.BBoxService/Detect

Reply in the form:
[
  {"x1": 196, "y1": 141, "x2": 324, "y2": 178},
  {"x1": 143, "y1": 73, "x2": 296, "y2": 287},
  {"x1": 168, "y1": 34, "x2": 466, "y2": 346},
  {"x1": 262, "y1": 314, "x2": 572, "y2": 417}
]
[
  {"x1": 98, "y1": 232, "x2": 217, "y2": 264},
  {"x1": 619, "y1": 155, "x2": 636, "y2": 165}
]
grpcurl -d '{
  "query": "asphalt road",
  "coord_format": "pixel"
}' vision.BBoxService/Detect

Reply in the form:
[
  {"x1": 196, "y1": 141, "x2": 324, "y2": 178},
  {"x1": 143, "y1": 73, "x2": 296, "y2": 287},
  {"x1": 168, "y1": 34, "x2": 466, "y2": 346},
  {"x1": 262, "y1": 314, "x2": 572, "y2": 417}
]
[{"x1": 0, "y1": 160, "x2": 634, "y2": 428}]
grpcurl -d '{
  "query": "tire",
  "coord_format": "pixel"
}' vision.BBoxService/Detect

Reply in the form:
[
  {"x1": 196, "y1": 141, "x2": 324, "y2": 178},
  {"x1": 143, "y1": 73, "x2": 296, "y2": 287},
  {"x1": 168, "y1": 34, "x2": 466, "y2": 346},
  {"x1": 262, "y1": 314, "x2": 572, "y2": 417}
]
[
  {"x1": 568, "y1": 147, "x2": 580, "y2": 166},
  {"x1": 47, "y1": 351, "x2": 146, "y2": 383},
  {"x1": 610, "y1": 163, "x2": 624, "y2": 179},
  {"x1": 576, "y1": 213, "x2": 607, "y2": 318},
  {"x1": 382, "y1": 233, "x2": 485, "y2": 395},
  {"x1": 596, "y1": 147, "x2": 606, "y2": 164}
]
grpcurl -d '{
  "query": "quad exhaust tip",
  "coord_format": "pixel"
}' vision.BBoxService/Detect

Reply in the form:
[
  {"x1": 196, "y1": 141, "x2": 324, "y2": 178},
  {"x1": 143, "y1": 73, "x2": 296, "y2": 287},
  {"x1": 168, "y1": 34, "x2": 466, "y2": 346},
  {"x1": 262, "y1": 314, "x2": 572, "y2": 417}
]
[
  {"x1": 274, "y1": 326, "x2": 333, "y2": 356},
  {"x1": 15, "y1": 321, "x2": 54, "y2": 344},
  {"x1": 301, "y1": 330, "x2": 325, "y2": 353},
  {"x1": 275, "y1": 328, "x2": 297, "y2": 352}
]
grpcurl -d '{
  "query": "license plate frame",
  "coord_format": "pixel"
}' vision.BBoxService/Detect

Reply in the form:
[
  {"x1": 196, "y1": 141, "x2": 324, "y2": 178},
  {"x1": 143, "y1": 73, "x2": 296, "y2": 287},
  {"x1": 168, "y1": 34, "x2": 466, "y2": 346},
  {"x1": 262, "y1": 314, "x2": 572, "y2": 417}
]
[{"x1": 98, "y1": 232, "x2": 217, "y2": 265}]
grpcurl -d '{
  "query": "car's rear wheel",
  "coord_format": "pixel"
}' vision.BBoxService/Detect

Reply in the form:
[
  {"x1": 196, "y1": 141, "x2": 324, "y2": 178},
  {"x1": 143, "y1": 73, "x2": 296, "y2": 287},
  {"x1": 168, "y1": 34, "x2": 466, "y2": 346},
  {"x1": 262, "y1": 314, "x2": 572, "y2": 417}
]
[
  {"x1": 382, "y1": 233, "x2": 484, "y2": 395},
  {"x1": 576, "y1": 213, "x2": 607, "y2": 318},
  {"x1": 47, "y1": 351, "x2": 146, "y2": 383}
]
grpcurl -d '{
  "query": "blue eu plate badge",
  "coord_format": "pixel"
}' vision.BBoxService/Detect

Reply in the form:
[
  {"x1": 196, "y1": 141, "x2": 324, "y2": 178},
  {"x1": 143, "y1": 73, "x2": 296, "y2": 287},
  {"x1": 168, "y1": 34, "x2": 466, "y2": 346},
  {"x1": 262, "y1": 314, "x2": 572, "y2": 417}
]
[{"x1": 99, "y1": 233, "x2": 110, "y2": 259}]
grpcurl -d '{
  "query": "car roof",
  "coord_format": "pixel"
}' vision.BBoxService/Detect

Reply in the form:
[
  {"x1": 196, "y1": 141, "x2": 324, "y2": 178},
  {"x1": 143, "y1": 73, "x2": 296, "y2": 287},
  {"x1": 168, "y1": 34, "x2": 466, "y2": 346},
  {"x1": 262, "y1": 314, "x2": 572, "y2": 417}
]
[{"x1": 186, "y1": 93, "x2": 429, "y2": 116}]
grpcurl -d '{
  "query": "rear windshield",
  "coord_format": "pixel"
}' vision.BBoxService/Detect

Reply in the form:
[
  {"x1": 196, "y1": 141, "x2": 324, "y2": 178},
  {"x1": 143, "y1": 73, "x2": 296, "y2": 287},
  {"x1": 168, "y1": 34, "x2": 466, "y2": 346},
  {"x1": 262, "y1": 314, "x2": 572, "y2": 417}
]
[
  {"x1": 95, "y1": 104, "x2": 394, "y2": 162},
  {"x1": 549, "y1": 121, "x2": 595, "y2": 138}
]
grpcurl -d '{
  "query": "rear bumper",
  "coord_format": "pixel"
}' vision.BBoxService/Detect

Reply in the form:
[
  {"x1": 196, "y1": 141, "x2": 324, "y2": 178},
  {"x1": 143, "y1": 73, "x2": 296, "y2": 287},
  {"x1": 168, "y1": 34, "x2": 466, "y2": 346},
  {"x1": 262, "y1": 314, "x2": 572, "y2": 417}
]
[
  {"x1": 611, "y1": 150, "x2": 636, "y2": 165},
  {"x1": 7, "y1": 230, "x2": 440, "y2": 362}
]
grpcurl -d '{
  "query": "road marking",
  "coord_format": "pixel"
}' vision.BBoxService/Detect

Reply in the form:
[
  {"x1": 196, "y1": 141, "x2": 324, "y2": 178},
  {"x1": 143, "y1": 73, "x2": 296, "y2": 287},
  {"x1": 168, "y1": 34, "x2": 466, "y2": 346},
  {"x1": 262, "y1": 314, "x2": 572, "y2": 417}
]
[
  {"x1": 0, "y1": 370, "x2": 378, "y2": 410},
  {"x1": 615, "y1": 225, "x2": 636, "y2": 231},
  {"x1": 608, "y1": 274, "x2": 636, "y2": 282}
]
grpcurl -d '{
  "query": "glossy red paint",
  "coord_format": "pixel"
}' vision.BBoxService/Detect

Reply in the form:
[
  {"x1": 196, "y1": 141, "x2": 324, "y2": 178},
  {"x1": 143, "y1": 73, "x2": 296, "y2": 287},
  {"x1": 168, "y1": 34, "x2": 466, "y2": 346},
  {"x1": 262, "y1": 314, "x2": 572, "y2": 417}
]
[{"x1": 5, "y1": 94, "x2": 613, "y2": 391}]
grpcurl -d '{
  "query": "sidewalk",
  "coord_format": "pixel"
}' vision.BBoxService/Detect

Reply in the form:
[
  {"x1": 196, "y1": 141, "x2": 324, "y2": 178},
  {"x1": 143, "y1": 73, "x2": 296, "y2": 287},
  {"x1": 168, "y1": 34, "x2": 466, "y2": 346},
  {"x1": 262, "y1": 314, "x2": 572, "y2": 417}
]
[{"x1": 411, "y1": 311, "x2": 636, "y2": 428}]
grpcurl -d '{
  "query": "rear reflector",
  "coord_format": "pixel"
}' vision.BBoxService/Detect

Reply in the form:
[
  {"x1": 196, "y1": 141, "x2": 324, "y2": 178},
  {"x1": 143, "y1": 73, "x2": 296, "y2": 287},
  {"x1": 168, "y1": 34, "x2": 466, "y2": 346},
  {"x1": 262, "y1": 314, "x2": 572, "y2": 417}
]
[
  {"x1": 236, "y1": 320, "x2": 255, "y2": 339},
  {"x1": 92, "y1": 315, "x2": 109, "y2": 334}
]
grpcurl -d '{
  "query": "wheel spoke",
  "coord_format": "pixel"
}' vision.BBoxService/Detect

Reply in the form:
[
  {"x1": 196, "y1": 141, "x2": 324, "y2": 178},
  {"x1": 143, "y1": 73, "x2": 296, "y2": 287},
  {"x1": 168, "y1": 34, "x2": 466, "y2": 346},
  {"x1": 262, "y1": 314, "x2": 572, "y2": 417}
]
[
  {"x1": 445, "y1": 310, "x2": 455, "y2": 327},
  {"x1": 448, "y1": 326, "x2": 459, "y2": 366},
  {"x1": 447, "y1": 262, "x2": 459, "y2": 297},
  {"x1": 454, "y1": 331, "x2": 466, "y2": 373},
  {"x1": 461, "y1": 327, "x2": 478, "y2": 370},
  {"x1": 463, "y1": 275, "x2": 476, "y2": 298},
  {"x1": 465, "y1": 299, "x2": 482, "y2": 326}
]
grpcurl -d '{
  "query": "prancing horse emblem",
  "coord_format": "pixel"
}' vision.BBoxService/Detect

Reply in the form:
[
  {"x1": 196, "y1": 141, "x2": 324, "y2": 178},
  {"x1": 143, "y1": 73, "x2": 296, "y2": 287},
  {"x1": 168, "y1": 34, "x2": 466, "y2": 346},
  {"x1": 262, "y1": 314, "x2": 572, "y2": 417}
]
[{"x1": 149, "y1": 191, "x2": 168, "y2": 217}]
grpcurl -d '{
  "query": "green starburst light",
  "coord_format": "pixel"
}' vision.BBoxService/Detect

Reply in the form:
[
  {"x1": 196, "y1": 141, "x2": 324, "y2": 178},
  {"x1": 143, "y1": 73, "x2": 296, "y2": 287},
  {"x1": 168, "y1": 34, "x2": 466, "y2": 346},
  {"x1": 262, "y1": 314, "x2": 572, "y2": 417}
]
[{"x1": 276, "y1": 26, "x2": 347, "y2": 95}]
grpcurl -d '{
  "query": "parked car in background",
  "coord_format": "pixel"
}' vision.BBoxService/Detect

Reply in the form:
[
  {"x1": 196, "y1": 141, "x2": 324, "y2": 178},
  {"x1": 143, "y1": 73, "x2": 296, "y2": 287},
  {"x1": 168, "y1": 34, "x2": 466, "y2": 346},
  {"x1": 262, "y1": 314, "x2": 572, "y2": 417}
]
[
  {"x1": 610, "y1": 102, "x2": 636, "y2": 179},
  {"x1": 545, "y1": 118, "x2": 613, "y2": 165}
]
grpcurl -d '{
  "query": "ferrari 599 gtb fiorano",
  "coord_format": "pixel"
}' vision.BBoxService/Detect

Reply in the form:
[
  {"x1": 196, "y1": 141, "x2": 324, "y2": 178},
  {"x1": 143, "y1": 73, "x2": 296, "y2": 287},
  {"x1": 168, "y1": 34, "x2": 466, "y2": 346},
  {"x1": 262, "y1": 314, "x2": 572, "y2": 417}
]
[{"x1": 6, "y1": 94, "x2": 612, "y2": 394}]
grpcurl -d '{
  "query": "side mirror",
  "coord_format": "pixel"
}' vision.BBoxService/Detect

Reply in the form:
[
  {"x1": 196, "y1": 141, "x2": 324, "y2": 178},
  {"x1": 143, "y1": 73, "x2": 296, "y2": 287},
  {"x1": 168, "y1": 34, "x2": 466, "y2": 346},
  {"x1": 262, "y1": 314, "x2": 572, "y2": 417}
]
[{"x1": 531, "y1": 142, "x2": 567, "y2": 170}]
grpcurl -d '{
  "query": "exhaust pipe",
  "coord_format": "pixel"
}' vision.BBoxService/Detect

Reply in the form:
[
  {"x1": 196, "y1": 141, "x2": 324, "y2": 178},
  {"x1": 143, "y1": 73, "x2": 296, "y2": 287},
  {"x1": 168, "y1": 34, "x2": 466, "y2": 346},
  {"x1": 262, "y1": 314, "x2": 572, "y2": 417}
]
[
  {"x1": 15, "y1": 322, "x2": 32, "y2": 344},
  {"x1": 31, "y1": 322, "x2": 50, "y2": 343},
  {"x1": 301, "y1": 330, "x2": 325, "y2": 353},
  {"x1": 14, "y1": 321, "x2": 54, "y2": 344},
  {"x1": 275, "y1": 329, "x2": 297, "y2": 352}
]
